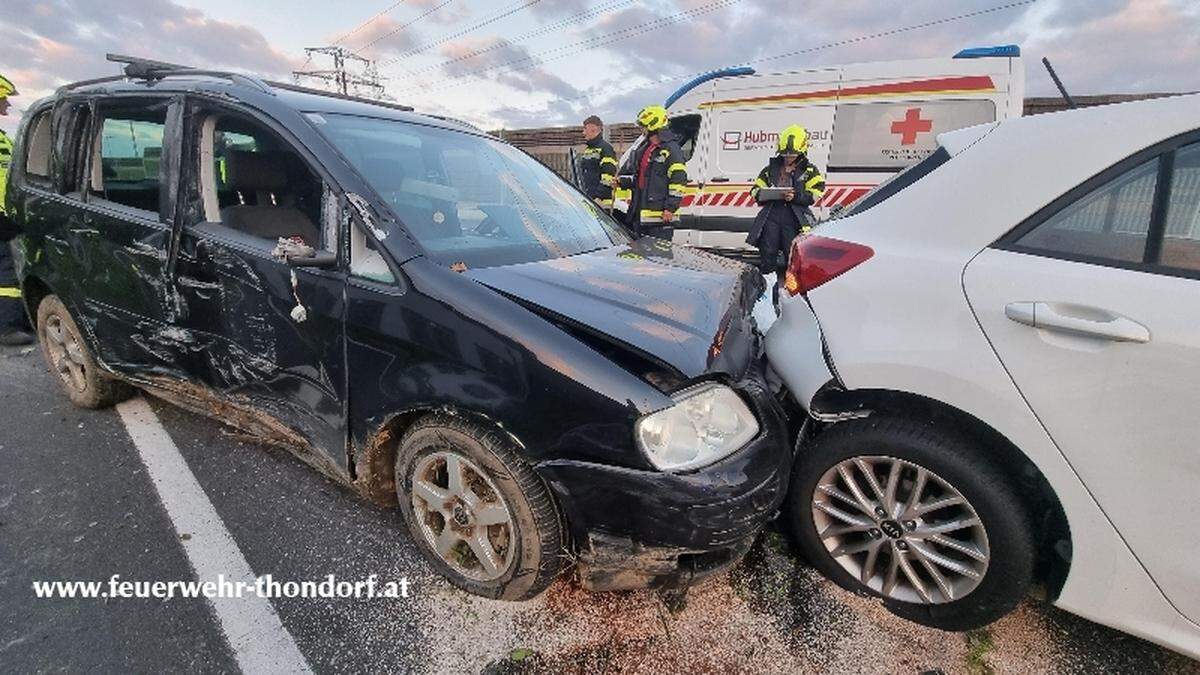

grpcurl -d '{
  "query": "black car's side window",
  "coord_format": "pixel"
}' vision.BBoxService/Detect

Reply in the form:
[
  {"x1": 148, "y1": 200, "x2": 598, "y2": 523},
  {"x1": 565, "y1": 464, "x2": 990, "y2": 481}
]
[
  {"x1": 21, "y1": 111, "x2": 52, "y2": 187},
  {"x1": 1013, "y1": 156, "x2": 1159, "y2": 264},
  {"x1": 1159, "y1": 142, "x2": 1200, "y2": 272},
  {"x1": 191, "y1": 110, "x2": 330, "y2": 254},
  {"x1": 89, "y1": 107, "x2": 168, "y2": 215}
]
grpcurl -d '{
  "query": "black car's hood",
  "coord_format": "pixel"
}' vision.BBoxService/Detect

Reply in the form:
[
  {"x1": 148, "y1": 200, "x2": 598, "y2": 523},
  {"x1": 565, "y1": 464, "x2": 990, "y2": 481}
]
[{"x1": 466, "y1": 238, "x2": 764, "y2": 380}]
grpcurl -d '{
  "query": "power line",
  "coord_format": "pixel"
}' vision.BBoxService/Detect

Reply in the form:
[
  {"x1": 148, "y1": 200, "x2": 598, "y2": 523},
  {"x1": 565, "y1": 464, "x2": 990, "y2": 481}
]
[
  {"x1": 353, "y1": 0, "x2": 457, "y2": 54},
  {"x1": 379, "y1": 0, "x2": 544, "y2": 67},
  {"x1": 331, "y1": 0, "x2": 411, "y2": 46},
  {"x1": 392, "y1": 0, "x2": 743, "y2": 96},
  {"x1": 439, "y1": 0, "x2": 1038, "y2": 111},
  {"x1": 387, "y1": 0, "x2": 637, "y2": 75},
  {"x1": 745, "y1": 0, "x2": 1038, "y2": 68}
]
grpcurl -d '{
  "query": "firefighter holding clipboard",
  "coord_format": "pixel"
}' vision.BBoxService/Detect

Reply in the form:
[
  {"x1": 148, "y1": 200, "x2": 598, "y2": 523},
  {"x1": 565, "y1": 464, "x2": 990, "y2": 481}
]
[{"x1": 746, "y1": 124, "x2": 826, "y2": 302}]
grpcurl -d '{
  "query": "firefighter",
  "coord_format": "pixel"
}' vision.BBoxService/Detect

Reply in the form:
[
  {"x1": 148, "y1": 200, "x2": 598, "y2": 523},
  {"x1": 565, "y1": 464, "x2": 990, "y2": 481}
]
[
  {"x1": 617, "y1": 105, "x2": 687, "y2": 239},
  {"x1": 578, "y1": 115, "x2": 617, "y2": 209},
  {"x1": 745, "y1": 124, "x2": 825, "y2": 299},
  {"x1": 0, "y1": 73, "x2": 32, "y2": 346}
]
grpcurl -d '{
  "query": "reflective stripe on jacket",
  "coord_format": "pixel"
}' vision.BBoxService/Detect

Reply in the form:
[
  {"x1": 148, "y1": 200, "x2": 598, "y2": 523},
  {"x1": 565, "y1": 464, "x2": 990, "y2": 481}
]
[
  {"x1": 577, "y1": 136, "x2": 617, "y2": 202},
  {"x1": 619, "y1": 128, "x2": 688, "y2": 217},
  {"x1": 0, "y1": 130, "x2": 12, "y2": 215}
]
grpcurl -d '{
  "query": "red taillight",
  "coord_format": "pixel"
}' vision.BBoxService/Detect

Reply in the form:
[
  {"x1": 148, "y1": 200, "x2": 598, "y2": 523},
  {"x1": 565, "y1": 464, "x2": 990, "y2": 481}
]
[{"x1": 783, "y1": 235, "x2": 874, "y2": 296}]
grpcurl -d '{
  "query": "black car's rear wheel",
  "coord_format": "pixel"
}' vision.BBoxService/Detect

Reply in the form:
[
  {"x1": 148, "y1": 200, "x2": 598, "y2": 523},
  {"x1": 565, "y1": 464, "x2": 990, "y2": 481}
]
[
  {"x1": 36, "y1": 295, "x2": 132, "y2": 409},
  {"x1": 395, "y1": 414, "x2": 566, "y2": 600},
  {"x1": 788, "y1": 415, "x2": 1035, "y2": 631}
]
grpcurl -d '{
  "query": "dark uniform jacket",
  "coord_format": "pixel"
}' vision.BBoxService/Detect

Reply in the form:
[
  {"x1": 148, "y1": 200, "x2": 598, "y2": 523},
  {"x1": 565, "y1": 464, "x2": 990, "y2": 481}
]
[
  {"x1": 577, "y1": 135, "x2": 617, "y2": 206},
  {"x1": 745, "y1": 156, "x2": 826, "y2": 249},
  {"x1": 618, "y1": 128, "x2": 688, "y2": 226}
]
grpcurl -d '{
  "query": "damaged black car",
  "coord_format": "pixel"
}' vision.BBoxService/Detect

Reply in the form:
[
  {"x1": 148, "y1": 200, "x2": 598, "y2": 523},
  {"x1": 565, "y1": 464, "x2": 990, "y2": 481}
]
[{"x1": 5, "y1": 56, "x2": 790, "y2": 600}]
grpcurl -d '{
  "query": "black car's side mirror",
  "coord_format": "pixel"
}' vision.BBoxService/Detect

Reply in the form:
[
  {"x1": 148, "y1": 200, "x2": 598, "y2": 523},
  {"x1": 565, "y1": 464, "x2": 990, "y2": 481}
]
[{"x1": 286, "y1": 250, "x2": 337, "y2": 268}]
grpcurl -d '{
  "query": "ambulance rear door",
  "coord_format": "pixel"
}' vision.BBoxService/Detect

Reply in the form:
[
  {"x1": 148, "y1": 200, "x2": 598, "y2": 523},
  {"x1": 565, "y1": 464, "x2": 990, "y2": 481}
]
[{"x1": 697, "y1": 68, "x2": 839, "y2": 252}]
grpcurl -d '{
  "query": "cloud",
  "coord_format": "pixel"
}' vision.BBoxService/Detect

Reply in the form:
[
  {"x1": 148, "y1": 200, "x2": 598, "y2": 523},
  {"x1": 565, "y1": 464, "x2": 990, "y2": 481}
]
[
  {"x1": 438, "y1": 35, "x2": 580, "y2": 100},
  {"x1": 0, "y1": 0, "x2": 300, "y2": 129},
  {"x1": 341, "y1": 14, "x2": 424, "y2": 57},
  {"x1": 1023, "y1": 0, "x2": 1200, "y2": 96},
  {"x1": 413, "y1": 0, "x2": 472, "y2": 26},
  {"x1": 4, "y1": 0, "x2": 1197, "y2": 133},
  {"x1": 464, "y1": 0, "x2": 1200, "y2": 128}
]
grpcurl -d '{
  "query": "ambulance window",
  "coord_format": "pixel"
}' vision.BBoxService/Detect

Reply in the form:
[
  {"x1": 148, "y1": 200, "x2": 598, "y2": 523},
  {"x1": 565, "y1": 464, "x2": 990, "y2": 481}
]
[
  {"x1": 829, "y1": 100, "x2": 994, "y2": 172},
  {"x1": 668, "y1": 114, "x2": 701, "y2": 162}
]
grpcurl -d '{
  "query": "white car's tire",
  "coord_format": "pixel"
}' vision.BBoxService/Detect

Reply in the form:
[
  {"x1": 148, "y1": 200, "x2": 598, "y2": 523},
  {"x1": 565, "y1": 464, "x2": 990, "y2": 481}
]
[{"x1": 787, "y1": 415, "x2": 1036, "y2": 631}]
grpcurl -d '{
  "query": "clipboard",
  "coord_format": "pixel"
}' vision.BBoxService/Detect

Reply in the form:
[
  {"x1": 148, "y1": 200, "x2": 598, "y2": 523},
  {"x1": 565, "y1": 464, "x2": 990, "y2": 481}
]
[{"x1": 755, "y1": 187, "x2": 793, "y2": 201}]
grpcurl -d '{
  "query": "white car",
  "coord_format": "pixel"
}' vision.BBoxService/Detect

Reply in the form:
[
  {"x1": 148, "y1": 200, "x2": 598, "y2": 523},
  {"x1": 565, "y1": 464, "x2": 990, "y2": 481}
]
[{"x1": 765, "y1": 93, "x2": 1200, "y2": 658}]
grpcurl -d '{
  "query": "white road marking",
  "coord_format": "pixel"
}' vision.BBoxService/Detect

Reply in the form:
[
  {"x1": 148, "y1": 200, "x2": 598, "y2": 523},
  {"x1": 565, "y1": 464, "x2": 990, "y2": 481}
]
[{"x1": 116, "y1": 396, "x2": 312, "y2": 674}]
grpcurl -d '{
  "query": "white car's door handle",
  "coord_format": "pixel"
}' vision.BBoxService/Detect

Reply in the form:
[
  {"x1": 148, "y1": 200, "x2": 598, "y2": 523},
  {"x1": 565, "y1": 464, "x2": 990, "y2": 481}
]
[{"x1": 1005, "y1": 302, "x2": 1150, "y2": 343}]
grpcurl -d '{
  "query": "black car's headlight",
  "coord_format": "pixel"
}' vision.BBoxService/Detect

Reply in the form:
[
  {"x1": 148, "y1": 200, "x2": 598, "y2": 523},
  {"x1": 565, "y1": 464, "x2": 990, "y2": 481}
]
[{"x1": 635, "y1": 383, "x2": 759, "y2": 472}]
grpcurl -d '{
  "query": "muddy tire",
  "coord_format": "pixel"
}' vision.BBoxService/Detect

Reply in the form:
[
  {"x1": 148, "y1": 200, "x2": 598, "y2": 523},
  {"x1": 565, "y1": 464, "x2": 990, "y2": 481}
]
[
  {"x1": 36, "y1": 295, "x2": 133, "y2": 409},
  {"x1": 395, "y1": 414, "x2": 566, "y2": 600},
  {"x1": 787, "y1": 415, "x2": 1035, "y2": 631}
]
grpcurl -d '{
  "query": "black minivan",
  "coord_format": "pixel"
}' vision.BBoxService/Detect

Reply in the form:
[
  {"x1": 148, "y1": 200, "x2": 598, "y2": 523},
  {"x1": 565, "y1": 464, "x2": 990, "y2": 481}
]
[{"x1": 3, "y1": 56, "x2": 789, "y2": 600}]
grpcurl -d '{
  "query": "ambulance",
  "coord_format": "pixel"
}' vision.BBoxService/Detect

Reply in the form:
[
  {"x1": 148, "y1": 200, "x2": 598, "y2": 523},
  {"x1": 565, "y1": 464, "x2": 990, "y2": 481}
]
[{"x1": 615, "y1": 45, "x2": 1026, "y2": 255}]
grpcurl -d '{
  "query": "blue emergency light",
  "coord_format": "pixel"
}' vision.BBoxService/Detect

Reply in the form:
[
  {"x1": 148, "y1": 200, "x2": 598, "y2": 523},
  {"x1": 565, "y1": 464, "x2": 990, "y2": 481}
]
[{"x1": 954, "y1": 45, "x2": 1021, "y2": 59}]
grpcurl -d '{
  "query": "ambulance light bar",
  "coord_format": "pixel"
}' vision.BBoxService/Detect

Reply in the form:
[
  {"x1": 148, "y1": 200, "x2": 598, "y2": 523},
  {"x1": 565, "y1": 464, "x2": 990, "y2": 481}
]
[
  {"x1": 665, "y1": 67, "x2": 756, "y2": 109},
  {"x1": 954, "y1": 45, "x2": 1021, "y2": 59}
]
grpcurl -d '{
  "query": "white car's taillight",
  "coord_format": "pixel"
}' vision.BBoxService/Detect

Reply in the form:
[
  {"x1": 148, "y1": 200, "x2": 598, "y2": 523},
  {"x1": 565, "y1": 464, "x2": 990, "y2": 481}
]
[{"x1": 783, "y1": 235, "x2": 874, "y2": 296}]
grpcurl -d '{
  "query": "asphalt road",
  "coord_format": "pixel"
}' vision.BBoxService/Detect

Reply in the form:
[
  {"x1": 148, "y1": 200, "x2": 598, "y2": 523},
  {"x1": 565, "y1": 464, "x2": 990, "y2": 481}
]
[{"x1": 2, "y1": 342, "x2": 1197, "y2": 674}]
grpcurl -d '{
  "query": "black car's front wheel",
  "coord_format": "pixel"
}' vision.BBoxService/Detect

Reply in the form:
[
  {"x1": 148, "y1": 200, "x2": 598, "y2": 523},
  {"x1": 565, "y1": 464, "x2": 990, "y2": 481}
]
[
  {"x1": 788, "y1": 415, "x2": 1035, "y2": 631},
  {"x1": 395, "y1": 414, "x2": 566, "y2": 600}
]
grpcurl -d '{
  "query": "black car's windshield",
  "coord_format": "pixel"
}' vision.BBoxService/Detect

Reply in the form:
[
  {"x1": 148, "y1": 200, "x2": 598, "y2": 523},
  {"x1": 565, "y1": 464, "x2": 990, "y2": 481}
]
[{"x1": 312, "y1": 113, "x2": 630, "y2": 269}]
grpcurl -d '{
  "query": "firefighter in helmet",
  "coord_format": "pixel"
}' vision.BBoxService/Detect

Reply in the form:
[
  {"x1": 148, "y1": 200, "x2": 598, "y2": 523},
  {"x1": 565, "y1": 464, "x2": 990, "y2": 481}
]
[
  {"x1": 0, "y1": 73, "x2": 33, "y2": 346},
  {"x1": 577, "y1": 115, "x2": 617, "y2": 208},
  {"x1": 616, "y1": 105, "x2": 687, "y2": 239},
  {"x1": 745, "y1": 124, "x2": 825, "y2": 297}
]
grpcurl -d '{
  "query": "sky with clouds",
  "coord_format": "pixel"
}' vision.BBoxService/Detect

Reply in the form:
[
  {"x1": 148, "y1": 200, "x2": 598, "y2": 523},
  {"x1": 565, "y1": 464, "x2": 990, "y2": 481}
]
[{"x1": 2, "y1": 0, "x2": 1198, "y2": 134}]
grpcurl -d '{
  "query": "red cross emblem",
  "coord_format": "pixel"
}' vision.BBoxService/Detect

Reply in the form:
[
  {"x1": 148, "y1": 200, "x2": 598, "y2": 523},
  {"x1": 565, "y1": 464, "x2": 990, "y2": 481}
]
[{"x1": 890, "y1": 108, "x2": 933, "y2": 145}]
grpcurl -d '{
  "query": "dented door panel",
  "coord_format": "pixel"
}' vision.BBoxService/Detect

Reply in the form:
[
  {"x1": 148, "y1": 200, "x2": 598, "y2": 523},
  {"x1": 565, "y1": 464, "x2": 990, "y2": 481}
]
[
  {"x1": 171, "y1": 229, "x2": 349, "y2": 475},
  {"x1": 72, "y1": 96, "x2": 186, "y2": 374}
]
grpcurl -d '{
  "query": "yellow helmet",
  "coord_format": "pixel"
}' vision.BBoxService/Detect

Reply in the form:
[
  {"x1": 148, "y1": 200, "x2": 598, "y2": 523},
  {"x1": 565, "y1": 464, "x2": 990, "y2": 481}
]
[
  {"x1": 636, "y1": 105, "x2": 669, "y2": 132},
  {"x1": 777, "y1": 124, "x2": 809, "y2": 155},
  {"x1": 0, "y1": 74, "x2": 16, "y2": 99}
]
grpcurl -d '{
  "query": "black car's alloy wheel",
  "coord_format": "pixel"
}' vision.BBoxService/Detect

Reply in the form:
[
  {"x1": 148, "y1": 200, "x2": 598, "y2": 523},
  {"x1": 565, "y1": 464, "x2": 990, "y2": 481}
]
[
  {"x1": 395, "y1": 414, "x2": 566, "y2": 600},
  {"x1": 788, "y1": 415, "x2": 1035, "y2": 631}
]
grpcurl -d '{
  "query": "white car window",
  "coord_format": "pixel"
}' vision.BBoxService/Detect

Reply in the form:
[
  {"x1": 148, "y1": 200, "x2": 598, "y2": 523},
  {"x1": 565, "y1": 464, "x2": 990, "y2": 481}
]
[
  {"x1": 1015, "y1": 156, "x2": 1159, "y2": 264},
  {"x1": 1161, "y1": 142, "x2": 1200, "y2": 271}
]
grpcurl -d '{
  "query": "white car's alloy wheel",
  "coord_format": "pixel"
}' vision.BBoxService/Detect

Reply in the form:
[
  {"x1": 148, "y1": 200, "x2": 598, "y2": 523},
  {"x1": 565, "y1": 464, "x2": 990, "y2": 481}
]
[{"x1": 812, "y1": 455, "x2": 990, "y2": 604}]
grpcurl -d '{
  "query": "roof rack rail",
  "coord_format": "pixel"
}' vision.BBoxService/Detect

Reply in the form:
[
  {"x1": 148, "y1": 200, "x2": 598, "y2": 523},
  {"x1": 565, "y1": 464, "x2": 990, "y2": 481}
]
[
  {"x1": 422, "y1": 113, "x2": 481, "y2": 131},
  {"x1": 106, "y1": 53, "x2": 274, "y2": 95},
  {"x1": 264, "y1": 79, "x2": 415, "y2": 113}
]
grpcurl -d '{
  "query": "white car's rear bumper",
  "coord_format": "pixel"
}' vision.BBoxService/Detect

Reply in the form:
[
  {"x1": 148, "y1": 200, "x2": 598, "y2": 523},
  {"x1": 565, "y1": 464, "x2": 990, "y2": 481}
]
[{"x1": 764, "y1": 290, "x2": 834, "y2": 408}]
